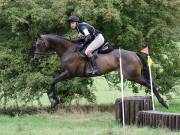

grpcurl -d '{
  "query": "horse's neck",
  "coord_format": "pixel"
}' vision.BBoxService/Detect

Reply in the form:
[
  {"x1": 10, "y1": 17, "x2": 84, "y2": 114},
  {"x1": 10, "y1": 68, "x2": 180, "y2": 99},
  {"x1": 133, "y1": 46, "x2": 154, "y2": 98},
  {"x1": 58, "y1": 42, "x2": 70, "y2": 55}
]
[{"x1": 47, "y1": 35, "x2": 76, "y2": 57}]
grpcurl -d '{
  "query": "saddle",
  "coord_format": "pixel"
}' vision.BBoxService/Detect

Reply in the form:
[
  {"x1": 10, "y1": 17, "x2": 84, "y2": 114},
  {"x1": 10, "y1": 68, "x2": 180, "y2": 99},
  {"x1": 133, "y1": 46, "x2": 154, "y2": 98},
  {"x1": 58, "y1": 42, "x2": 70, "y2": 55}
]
[
  {"x1": 76, "y1": 41, "x2": 113, "y2": 76},
  {"x1": 77, "y1": 41, "x2": 113, "y2": 57},
  {"x1": 96, "y1": 42, "x2": 114, "y2": 54}
]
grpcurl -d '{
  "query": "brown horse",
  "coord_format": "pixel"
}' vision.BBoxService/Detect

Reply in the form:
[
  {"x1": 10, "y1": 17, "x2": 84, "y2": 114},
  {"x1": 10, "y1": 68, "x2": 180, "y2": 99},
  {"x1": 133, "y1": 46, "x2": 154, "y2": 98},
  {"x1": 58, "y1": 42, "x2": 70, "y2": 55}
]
[{"x1": 34, "y1": 34, "x2": 169, "y2": 109}]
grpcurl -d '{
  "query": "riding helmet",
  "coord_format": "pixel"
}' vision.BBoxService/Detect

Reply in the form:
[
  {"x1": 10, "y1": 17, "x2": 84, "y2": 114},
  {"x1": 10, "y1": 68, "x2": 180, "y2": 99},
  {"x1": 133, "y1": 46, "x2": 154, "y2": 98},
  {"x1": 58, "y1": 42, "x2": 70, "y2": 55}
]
[{"x1": 68, "y1": 16, "x2": 80, "y2": 22}]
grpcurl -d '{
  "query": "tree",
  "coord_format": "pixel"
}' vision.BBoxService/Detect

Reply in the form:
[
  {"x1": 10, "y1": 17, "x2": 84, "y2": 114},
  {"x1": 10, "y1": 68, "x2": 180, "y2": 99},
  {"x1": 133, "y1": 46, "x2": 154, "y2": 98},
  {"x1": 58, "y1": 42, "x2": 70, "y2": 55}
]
[{"x1": 0, "y1": 0, "x2": 179, "y2": 108}]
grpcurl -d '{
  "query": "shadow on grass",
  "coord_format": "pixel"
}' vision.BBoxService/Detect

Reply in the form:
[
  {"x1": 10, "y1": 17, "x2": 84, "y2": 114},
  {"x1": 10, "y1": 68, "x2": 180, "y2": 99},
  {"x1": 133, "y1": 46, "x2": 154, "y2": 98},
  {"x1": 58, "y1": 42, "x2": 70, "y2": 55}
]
[{"x1": 0, "y1": 104, "x2": 115, "y2": 117}]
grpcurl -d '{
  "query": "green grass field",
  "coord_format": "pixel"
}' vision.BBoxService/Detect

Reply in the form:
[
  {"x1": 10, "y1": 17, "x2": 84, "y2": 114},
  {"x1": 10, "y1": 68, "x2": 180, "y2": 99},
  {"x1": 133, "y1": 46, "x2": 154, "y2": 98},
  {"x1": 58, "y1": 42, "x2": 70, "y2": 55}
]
[
  {"x1": 0, "y1": 77, "x2": 179, "y2": 135},
  {"x1": 0, "y1": 111, "x2": 179, "y2": 135}
]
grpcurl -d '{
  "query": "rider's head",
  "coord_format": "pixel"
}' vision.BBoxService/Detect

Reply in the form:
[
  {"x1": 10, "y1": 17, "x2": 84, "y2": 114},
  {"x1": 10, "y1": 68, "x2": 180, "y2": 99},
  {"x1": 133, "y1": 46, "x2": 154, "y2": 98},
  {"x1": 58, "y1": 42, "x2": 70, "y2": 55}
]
[{"x1": 68, "y1": 16, "x2": 79, "y2": 29}]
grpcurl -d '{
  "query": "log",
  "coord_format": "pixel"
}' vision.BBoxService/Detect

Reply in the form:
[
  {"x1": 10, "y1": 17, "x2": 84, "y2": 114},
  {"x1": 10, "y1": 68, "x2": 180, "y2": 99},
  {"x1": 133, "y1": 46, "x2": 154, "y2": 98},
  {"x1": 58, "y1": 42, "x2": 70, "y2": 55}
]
[
  {"x1": 115, "y1": 96, "x2": 153, "y2": 125},
  {"x1": 137, "y1": 111, "x2": 180, "y2": 131}
]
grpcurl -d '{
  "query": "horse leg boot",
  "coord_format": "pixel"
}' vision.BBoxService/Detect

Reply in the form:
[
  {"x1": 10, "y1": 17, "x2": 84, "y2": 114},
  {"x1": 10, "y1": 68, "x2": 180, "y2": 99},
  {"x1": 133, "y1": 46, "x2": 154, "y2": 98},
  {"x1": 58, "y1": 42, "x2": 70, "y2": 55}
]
[
  {"x1": 89, "y1": 55, "x2": 101, "y2": 75},
  {"x1": 48, "y1": 70, "x2": 70, "y2": 108},
  {"x1": 48, "y1": 85, "x2": 59, "y2": 108}
]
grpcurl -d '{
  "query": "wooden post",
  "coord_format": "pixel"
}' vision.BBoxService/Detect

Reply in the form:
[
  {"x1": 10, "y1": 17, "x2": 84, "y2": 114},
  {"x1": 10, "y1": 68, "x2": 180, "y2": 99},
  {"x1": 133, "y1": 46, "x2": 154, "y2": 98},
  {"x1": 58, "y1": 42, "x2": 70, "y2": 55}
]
[
  {"x1": 115, "y1": 96, "x2": 153, "y2": 125},
  {"x1": 137, "y1": 111, "x2": 180, "y2": 131}
]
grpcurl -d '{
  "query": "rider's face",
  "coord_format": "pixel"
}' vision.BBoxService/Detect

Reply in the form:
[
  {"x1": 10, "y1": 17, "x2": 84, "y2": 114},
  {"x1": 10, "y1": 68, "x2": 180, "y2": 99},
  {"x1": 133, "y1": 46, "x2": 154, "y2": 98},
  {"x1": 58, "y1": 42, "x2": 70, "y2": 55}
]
[{"x1": 70, "y1": 21, "x2": 77, "y2": 29}]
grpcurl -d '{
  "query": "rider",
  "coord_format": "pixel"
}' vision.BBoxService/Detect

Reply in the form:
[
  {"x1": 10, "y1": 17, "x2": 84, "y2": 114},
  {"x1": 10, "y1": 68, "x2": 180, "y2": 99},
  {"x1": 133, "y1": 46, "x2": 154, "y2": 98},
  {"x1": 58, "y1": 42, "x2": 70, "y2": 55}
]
[{"x1": 67, "y1": 15, "x2": 105, "y2": 75}]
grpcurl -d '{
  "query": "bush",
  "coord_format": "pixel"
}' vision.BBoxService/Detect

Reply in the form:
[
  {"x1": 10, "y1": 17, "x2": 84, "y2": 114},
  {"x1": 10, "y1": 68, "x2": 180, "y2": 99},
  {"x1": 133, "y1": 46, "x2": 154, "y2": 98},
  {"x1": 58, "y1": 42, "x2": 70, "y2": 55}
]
[{"x1": 0, "y1": 0, "x2": 179, "y2": 107}]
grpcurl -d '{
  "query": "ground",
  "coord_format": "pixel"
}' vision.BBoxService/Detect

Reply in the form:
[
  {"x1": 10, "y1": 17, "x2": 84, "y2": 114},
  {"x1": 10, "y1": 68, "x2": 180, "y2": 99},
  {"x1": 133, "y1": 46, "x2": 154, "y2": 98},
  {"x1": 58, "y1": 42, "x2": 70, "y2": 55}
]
[{"x1": 0, "y1": 77, "x2": 179, "y2": 135}]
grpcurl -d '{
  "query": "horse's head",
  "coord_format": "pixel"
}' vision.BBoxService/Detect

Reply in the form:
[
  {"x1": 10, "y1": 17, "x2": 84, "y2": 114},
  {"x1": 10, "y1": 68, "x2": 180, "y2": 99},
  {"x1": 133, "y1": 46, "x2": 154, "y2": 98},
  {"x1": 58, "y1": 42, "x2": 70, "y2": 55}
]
[{"x1": 34, "y1": 34, "x2": 49, "y2": 60}]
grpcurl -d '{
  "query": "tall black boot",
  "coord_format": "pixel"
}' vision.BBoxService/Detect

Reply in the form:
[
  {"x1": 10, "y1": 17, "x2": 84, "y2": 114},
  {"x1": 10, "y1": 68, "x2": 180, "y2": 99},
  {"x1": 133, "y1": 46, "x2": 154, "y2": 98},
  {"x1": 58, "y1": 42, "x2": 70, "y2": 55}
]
[{"x1": 89, "y1": 55, "x2": 101, "y2": 75}]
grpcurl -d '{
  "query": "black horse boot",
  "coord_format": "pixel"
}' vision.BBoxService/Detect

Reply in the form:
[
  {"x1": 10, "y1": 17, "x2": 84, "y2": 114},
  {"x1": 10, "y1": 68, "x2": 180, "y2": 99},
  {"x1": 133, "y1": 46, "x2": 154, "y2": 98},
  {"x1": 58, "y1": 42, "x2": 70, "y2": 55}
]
[{"x1": 89, "y1": 55, "x2": 101, "y2": 75}]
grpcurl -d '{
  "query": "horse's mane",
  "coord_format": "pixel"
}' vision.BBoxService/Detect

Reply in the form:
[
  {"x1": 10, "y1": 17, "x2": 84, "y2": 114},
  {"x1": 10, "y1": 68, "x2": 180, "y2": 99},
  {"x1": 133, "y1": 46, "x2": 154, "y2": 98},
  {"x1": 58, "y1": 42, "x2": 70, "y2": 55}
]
[{"x1": 45, "y1": 34, "x2": 79, "y2": 46}]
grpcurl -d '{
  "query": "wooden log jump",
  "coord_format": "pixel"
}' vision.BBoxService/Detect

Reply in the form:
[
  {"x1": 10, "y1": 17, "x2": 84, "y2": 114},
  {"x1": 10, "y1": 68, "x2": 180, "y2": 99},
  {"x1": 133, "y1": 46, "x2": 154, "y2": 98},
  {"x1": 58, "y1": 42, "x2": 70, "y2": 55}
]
[
  {"x1": 115, "y1": 96, "x2": 153, "y2": 125},
  {"x1": 137, "y1": 111, "x2": 180, "y2": 131}
]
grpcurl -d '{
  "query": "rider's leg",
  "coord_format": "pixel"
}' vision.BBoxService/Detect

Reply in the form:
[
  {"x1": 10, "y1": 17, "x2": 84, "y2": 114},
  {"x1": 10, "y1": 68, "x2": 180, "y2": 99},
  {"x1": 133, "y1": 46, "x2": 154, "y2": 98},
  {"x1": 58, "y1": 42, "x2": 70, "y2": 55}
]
[
  {"x1": 85, "y1": 34, "x2": 104, "y2": 52},
  {"x1": 85, "y1": 34, "x2": 104, "y2": 75},
  {"x1": 87, "y1": 51, "x2": 100, "y2": 75}
]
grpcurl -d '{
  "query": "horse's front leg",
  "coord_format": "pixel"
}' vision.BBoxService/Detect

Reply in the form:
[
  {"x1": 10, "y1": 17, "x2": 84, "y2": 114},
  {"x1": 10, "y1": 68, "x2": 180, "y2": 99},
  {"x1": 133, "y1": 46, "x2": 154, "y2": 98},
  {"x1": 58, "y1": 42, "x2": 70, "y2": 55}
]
[{"x1": 48, "y1": 70, "x2": 70, "y2": 108}]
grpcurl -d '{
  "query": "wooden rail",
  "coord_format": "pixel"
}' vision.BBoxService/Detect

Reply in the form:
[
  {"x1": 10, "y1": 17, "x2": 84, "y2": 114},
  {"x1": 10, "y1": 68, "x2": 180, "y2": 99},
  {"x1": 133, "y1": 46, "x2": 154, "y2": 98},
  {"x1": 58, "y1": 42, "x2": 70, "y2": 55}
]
[{"x1": 137, "y1": 111, "x2": 180, "y2": 131}]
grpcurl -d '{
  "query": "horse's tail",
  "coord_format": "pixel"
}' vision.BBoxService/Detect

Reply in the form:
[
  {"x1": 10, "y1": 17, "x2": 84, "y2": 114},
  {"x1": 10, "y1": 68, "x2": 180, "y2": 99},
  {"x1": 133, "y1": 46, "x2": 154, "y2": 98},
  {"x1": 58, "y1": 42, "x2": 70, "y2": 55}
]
[{"x1": 136, "y1": 52, "x2": 150, "y2": 81}]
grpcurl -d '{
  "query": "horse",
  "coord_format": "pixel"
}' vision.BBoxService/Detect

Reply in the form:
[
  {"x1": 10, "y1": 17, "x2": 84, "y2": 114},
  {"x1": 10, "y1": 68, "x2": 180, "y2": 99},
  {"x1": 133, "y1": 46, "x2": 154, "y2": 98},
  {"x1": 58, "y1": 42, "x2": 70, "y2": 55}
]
[{"x1": 33, "y1": 34, "x2": 169, "y2": 109}]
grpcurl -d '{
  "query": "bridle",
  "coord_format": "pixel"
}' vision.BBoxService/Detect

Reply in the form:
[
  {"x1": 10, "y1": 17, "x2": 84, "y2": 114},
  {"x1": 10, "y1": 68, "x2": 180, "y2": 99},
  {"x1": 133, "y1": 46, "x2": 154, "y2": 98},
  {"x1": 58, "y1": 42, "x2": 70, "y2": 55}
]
[
  {"x1": 34, "y1": 40, "x2": 56, "y2": 57},
  {"x1": 34, "y1": 40, "x2": 48, "y2": 56},
  {"x1": 34, "y1": 52, "x2": 47, "y2": 56}
]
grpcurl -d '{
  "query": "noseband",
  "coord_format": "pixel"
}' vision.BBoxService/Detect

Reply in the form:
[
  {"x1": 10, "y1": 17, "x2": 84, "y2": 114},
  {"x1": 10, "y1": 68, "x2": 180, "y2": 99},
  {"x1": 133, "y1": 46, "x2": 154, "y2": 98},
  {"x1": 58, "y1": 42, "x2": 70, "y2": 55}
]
[{"x1": 34, "y1": 40, "x2": 48, "y2": 56}]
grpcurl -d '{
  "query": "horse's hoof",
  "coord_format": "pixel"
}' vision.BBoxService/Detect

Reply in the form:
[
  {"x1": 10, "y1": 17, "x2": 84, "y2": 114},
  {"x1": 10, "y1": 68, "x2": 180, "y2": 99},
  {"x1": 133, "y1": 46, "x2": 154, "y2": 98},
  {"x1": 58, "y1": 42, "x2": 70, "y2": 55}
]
[
  {"x1": 161, "y1": 100, "x2": 169, "y2": 109},
  {"x1": 53, "y1": 100, "x2": 60, "y2": 108},
  {"x1": 49, "y1": 97, "x2": 60, "y2": 108}
]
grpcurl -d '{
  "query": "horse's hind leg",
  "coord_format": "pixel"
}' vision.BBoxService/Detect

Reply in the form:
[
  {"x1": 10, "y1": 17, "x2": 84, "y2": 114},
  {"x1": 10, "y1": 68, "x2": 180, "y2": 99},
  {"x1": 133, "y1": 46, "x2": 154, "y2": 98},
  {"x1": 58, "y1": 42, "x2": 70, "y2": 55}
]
[
  {"x1": 134, "y1": 77, "x2": 169, "y2": 109},
  {"x1": 150, "y1": 81, "x2": 169, "y2": 109}
]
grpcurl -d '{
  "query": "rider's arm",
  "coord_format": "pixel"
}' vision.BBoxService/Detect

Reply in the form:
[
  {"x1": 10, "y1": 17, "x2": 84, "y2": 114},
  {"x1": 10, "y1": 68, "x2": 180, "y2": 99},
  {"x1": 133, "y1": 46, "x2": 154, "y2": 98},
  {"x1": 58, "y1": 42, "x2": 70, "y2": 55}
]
[{"x1": 81, "y1": 27, "x2": 92, "y2": 45}]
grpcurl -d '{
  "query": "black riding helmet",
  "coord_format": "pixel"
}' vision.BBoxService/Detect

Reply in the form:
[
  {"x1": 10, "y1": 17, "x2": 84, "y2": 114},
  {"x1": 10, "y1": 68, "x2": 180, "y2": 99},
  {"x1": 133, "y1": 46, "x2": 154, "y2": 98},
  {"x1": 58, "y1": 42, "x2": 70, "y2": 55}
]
[{"x1": 68, "y1": 16, "x2": 80, "y2": 22}]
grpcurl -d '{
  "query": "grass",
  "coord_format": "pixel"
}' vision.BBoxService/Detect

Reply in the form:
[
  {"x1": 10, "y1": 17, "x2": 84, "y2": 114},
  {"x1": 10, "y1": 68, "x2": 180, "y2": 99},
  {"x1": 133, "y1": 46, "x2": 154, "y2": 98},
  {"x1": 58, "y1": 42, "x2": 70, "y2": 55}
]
[
  {"x1": 156, "y1": 98, "x2": 180, "y2": 113},
  {"x1": 0, "y1": 77, "x2": 179, "y2": 135},
  {"x1": 0, "y1": 111, "x2": 179, "y2": 135}
]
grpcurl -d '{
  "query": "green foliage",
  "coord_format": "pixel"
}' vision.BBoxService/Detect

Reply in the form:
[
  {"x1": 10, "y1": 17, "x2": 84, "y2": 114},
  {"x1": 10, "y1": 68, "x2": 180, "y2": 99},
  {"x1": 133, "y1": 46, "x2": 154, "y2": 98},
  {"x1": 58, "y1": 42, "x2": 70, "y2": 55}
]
[{"x1": 0, "y1": 0, "x2": 179, "y2": 107}]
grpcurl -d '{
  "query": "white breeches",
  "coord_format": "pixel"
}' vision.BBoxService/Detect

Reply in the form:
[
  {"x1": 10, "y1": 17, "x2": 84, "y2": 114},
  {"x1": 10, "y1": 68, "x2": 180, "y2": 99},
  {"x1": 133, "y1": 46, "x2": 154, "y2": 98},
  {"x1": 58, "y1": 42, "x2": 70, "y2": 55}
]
[{"x1": 85, "y1": 34, "x2": 104, "y2": 55}]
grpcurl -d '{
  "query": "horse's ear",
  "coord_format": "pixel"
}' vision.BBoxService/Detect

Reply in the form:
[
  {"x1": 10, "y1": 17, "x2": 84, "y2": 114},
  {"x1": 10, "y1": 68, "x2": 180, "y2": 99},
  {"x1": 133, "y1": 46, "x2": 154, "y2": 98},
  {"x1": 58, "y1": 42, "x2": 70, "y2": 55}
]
[{"x1": 37, "y1": 33, "x2": 41, "y2": 38}]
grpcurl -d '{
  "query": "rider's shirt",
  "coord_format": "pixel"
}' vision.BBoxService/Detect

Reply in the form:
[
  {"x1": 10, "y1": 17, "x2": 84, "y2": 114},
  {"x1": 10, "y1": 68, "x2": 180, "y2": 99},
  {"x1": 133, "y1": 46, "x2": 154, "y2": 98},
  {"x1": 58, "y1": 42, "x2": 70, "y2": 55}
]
[{"x1": 77, "y1": 22, "x2": 100, "y2": 41}]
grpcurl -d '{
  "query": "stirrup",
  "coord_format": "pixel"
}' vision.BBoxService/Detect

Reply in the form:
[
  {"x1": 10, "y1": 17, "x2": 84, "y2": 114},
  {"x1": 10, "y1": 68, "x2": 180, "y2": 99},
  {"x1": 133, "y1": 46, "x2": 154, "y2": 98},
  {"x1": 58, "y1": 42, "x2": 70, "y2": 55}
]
[
  {"x1": 91, "y1": 63, "x2": 101, "y2": 75},
  {"x1": 87, "y1": 69, "x2": 101, "y2": 76},
  {"x1": 92, "y1": 69, "x2": 101, "y2": 75}
]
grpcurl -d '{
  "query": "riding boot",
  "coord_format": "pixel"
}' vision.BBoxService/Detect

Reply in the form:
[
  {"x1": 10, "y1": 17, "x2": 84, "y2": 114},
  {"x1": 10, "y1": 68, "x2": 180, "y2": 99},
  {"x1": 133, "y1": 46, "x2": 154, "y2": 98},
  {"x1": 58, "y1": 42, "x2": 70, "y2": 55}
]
[
  {"x1": 79, "y1": 44, "x2": 89, "y2": 58},
  {"x1": 89, "y1": 55, "x2": 101, "y2": 75}
]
